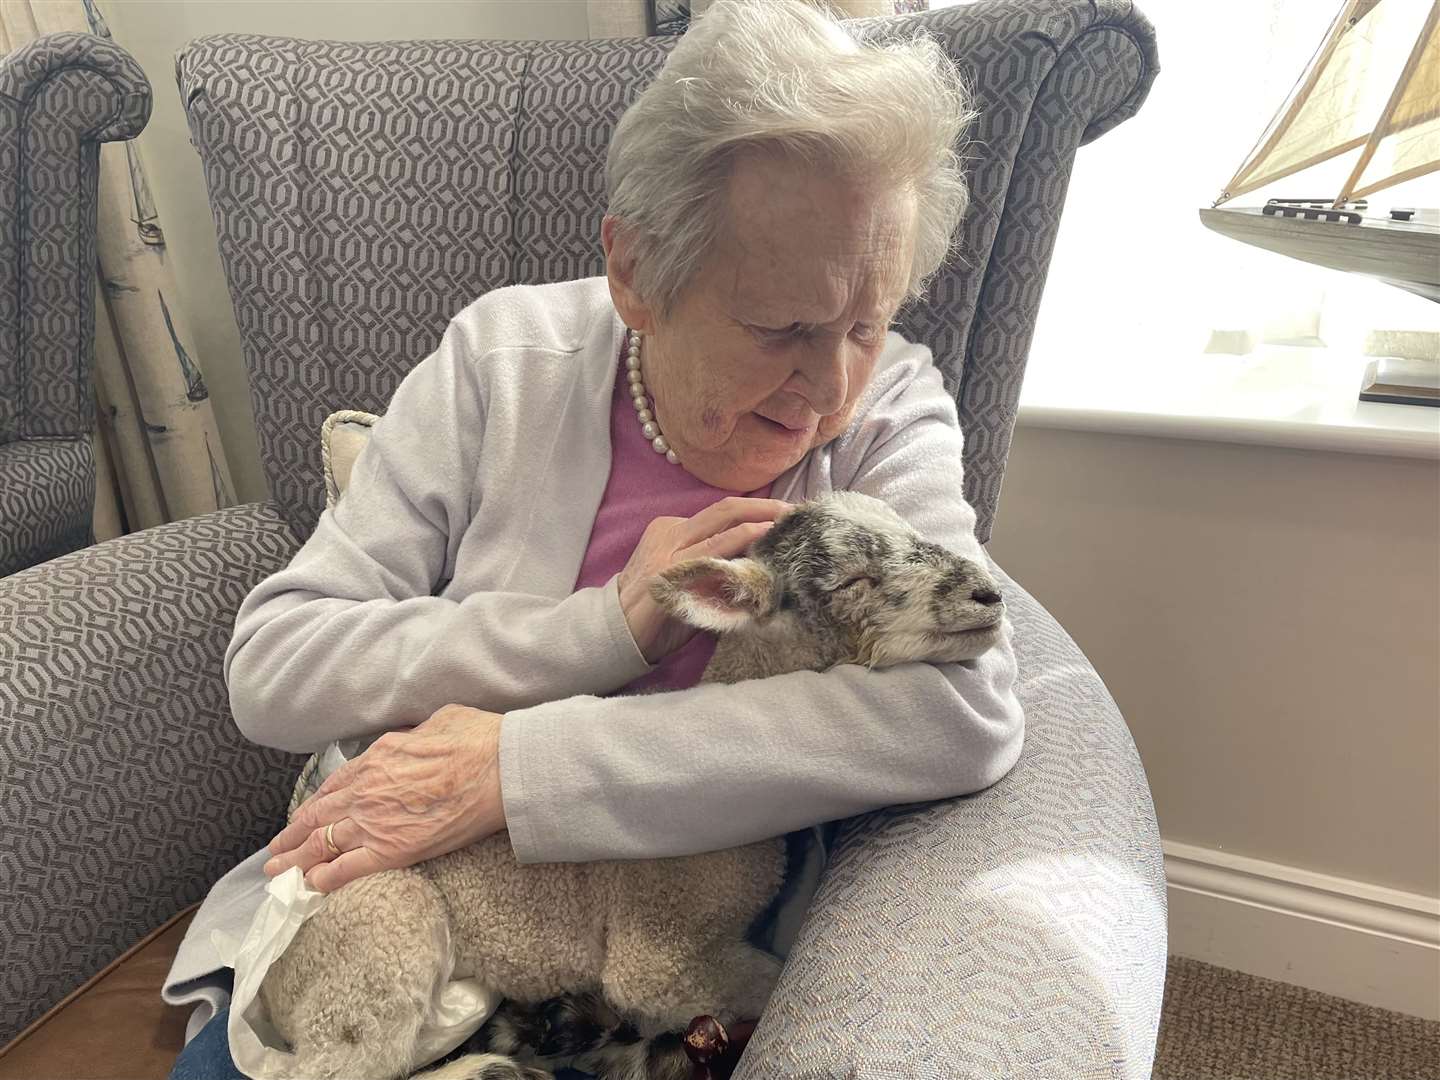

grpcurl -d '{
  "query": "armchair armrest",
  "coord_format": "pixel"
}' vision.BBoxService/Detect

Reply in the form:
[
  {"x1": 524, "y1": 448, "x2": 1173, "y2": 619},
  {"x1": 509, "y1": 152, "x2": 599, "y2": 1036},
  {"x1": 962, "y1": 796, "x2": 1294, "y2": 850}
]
[
  {"x1": 0, "y1": 502, "x2": 303, "y2": 1047},
  {"x1": 737, "y1": 563, "x2": 1168, "y2": 1079}
]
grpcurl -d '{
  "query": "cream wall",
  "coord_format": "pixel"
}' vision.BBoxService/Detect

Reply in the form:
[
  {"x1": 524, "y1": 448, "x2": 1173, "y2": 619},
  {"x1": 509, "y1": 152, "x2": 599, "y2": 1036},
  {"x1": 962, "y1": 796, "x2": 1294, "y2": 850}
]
[
  {"x1": 988, "y1": 423, "x2": 1440, "y2": 898},
  {"x1": 102, "y1": 0, "x2": 592, "y2": 508}
]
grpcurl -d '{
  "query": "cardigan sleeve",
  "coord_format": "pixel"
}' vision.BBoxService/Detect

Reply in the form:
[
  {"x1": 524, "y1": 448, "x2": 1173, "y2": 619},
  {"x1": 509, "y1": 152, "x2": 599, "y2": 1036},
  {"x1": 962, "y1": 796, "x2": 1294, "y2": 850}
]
[
  {"x1": 498, "y1": 341, "x2": 1025, "y2": 863},
  {"x1": 224, "y1": 316, "x2": 652, "y2": 755}
]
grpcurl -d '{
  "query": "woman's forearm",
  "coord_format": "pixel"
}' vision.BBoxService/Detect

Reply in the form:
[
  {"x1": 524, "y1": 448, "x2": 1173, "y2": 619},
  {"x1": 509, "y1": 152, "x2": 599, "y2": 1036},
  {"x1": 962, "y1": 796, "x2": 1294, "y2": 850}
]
[
  {"x1": 226, "y1": 572, "x2": 650, "y2": 753},
  {"x1": 498, "y1": 633, "x2": 1024, "y2": 863}
]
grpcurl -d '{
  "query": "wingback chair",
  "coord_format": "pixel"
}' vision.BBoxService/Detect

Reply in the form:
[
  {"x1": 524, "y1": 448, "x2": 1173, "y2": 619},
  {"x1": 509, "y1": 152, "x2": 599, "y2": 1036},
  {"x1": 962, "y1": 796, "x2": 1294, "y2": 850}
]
[
  {"x1": 0, "y1": 3, "x2": 1167, "y2": 1077},
  {"x1": 0, "y1": 32, "x2": 148, "y2": 577}
]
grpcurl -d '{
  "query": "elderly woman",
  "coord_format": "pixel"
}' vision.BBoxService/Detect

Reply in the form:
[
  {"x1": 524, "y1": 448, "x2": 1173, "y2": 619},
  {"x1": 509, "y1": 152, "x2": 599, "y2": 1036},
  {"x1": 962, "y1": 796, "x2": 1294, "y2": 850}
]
[{"x1": 164, "y1": 1, "x2": 1023, "y2": 1076}]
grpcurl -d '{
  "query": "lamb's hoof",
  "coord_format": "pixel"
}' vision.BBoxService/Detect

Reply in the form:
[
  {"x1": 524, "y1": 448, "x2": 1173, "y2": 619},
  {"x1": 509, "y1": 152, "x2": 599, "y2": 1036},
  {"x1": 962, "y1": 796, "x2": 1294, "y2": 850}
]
[
  {"x1": 682, "y1": 1016, "x2": 759, "y2": 1080},
  {"x1": 684, "y1": 1015, "x2": 728, "y2": 1063}
]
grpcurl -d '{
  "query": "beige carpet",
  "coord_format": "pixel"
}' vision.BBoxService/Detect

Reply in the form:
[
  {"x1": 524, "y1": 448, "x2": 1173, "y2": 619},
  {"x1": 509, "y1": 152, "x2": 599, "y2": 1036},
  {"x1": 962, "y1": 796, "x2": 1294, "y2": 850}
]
[{"x1": 1153, "y1": 956, "x2": 1440, "y2": 1080}]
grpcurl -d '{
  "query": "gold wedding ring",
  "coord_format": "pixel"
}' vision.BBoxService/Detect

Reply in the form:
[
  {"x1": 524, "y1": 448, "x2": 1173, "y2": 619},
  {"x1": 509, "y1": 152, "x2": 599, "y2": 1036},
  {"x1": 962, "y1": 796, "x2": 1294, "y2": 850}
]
[{"x1": 323, "y1": 821, "x2": 341, "y2": 859}]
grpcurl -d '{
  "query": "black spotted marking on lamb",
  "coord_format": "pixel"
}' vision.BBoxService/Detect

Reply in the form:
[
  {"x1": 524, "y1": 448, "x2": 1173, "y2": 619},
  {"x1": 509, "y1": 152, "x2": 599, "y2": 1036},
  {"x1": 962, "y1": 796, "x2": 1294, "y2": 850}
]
[
  {"x1": 905, "y1": 539, "x2": 953, "y2": 567},
  {"x1": 646, "y1": 1030, "x2": 689, "y2": 1077},
  {"x1": 931, "y1": 565, "x2": 978, "y2": 621},
  {"x1": 537, "y1": 993, "x2": 610, "y2": 1056},
  {"x1": 465, "y1": 1000, "x2": 536, "y2": 1055},
  {"x1": 844, "y1": 527, "x2": 884, "y2": 562},
  {"x1": 879, "y1": 586, "x2": 910, "y2": 608},
  {"x1": 751, "y1": 513, "x2": 840, "y2": 601}
]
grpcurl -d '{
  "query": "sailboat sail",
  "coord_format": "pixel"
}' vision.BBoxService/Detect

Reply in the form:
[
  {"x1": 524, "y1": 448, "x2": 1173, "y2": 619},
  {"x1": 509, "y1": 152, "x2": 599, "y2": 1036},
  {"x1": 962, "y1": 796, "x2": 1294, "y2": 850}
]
[{"x1": 1216, "y1": 0, "x2": 1439, "y2": 207}]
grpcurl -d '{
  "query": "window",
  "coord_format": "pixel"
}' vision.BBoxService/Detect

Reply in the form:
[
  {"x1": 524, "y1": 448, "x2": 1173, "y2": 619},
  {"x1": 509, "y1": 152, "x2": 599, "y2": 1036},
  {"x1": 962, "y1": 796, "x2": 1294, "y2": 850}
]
[{"x1": 937, "y1": 0, "x2": 1439, "y2": 376}]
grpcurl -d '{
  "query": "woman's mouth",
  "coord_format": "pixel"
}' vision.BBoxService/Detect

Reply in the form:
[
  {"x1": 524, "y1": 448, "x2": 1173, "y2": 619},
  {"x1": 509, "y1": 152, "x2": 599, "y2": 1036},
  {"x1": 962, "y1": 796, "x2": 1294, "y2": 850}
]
[{"x1": 753, "y1": 412, "x2": 810, "y2": 437}]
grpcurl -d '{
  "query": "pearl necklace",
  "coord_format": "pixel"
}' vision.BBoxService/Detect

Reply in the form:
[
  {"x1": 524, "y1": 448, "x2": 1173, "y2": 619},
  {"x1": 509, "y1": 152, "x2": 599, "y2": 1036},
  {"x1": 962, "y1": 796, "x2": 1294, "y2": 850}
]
[{"x1": 625, "y1": 328, "x2": 681, "y2": 465}]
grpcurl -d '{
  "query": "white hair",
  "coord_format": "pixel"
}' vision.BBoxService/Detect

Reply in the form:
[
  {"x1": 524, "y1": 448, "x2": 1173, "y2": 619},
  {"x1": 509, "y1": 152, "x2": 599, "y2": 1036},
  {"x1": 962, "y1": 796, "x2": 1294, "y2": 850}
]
[{"x1": 604, "y1": 0, "x2": 978, "y2": 318}]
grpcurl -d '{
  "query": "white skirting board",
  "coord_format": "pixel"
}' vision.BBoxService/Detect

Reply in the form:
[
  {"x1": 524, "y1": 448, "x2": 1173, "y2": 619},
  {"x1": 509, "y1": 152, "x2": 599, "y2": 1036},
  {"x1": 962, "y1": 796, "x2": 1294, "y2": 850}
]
[{"x1": 1163, "y1": 841, "x2": 1440, "y2": 1021}]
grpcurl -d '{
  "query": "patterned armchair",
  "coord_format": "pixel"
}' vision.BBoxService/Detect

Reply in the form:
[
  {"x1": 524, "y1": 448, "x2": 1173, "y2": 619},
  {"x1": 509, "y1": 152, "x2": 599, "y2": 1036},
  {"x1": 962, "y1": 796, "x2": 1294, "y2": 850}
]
[
  {"x1": 0, "y1": 32, "x2": 148, "y2": 577},
  {"x1": 0, "y1": 3, "x2": 1168, "y2": 1076}
]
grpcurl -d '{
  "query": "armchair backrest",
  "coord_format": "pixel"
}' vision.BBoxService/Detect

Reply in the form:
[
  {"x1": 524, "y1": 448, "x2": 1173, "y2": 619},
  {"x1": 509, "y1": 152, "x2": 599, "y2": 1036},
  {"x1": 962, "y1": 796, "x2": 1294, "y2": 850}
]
[
  {"x1": 177, "y1": 0, "x2": 1157, "y2": 544},
  {"x1": 0, "y1": 31, "x2": 149, "y2": 444},
  {"x1": 0, "y1": 33, "x2": 149, "y2": 575}
]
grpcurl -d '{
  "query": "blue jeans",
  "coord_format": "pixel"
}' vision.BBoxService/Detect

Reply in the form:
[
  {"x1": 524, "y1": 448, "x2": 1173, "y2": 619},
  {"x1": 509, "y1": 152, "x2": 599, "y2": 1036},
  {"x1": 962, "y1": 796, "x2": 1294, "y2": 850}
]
[
  {"x1": 168, "y1": 991, "x2": 596, "y2": 1079},
  {"x1": 168, "y1": 1005, "x2": 247, "y2": 1080}
]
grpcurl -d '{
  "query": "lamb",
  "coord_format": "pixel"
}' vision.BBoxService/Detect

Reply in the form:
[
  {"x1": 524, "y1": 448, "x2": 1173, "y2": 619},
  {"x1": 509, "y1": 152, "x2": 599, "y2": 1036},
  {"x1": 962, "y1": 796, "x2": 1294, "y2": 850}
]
[{"x1": 258, "y1": 491, "x2": 1007, "y2": 1080}]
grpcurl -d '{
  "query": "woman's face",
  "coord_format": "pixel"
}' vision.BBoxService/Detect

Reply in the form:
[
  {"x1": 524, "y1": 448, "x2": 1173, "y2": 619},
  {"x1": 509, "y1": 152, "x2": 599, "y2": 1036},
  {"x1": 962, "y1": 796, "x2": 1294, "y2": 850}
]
[{"x1": 605, "y1": 151, "x2": 917, "y2": 493}]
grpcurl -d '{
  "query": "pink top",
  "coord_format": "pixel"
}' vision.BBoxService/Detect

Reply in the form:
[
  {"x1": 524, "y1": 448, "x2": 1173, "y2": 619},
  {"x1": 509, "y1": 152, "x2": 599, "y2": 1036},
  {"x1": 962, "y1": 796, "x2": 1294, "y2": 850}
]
[{"x1": 572, "y1": 348, "x2": 773, "y2": 693}]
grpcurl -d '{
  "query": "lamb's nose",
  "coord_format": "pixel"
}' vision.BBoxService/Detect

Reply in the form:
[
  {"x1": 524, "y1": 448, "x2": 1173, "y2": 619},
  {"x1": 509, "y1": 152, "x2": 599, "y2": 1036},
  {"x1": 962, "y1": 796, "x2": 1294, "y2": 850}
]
[{"x1": 972, "y1": 588, "x2": 1003, "y2": 606}]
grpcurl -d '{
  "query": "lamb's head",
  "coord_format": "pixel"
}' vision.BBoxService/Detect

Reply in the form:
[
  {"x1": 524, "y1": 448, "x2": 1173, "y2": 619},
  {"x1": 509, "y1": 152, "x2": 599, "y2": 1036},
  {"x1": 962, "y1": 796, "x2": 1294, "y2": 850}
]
[{"x1": 651, "y1": 491, "x2": 1006, "y2": 673}]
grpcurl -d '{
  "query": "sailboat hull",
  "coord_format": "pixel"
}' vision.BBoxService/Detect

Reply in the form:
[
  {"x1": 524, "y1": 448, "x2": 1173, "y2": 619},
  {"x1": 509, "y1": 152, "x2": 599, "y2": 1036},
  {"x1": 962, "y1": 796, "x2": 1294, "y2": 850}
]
[{"x1": 1199, "y1": 206, "x2": 1440, "y2": 302}]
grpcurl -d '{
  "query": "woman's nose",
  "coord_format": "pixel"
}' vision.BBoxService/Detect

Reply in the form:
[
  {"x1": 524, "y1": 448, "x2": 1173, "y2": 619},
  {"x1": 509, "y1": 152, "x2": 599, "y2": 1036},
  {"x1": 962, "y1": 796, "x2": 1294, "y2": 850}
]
[{"x1": 795, "y1": 339, "x2": 850, "y2": 415}]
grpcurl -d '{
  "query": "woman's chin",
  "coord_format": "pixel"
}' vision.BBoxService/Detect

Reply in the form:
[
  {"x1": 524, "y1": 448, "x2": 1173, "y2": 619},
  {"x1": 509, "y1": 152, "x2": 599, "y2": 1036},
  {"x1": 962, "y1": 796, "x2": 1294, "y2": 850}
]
[{"x1": 678, "y1": 437, "x2": 808, "y2": 491}]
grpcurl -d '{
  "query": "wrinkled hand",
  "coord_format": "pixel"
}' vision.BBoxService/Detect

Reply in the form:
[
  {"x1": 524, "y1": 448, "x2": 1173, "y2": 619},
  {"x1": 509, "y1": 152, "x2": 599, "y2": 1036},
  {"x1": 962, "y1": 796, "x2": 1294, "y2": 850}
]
[
  {"x1": 263, "y1": 704, "x2": 506, "y2": 894},
  {"x1": 618, "y1": 496, "x2": 792, "y2": 663}
]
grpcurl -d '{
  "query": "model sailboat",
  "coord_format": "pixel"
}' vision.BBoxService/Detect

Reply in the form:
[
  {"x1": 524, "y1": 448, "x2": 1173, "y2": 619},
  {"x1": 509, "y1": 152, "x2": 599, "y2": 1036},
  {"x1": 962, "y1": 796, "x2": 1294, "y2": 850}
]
[{"x1": 1199, "y1": 0, "x2": 1439, "y2": 315}]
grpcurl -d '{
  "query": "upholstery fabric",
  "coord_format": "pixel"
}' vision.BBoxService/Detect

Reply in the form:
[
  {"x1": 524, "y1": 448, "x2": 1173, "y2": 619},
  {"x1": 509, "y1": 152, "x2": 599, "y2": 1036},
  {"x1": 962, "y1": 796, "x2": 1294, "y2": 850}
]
[
  {"x1": 0, "y1": 502, "x2": 304, "y2": 1046},
  {"x1": 174, "y1": 0, "x2": 1158, "y2": 546},
  {"x1": 0, "y1": 31, "x2": 149, "y2": 572},
  {"x1": 0, "y1": 437, "x2": 94, "y2": 576}
]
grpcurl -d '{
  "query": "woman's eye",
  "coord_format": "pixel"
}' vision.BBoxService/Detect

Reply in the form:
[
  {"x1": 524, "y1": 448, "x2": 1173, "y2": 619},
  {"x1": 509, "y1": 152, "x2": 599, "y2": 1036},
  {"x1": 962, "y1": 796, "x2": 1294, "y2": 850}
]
[{"x1": 754, "y1": 323, "x2": 805, "y2": 343}]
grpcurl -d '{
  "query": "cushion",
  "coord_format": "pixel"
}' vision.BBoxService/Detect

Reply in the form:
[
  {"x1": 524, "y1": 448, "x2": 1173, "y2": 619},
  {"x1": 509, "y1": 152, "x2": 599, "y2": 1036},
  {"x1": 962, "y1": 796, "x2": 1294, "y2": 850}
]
[
  {"x1": 0, "y1": 906, "x2": 199, "y2": 1079},
  {"x1": 321, "y1": 408, "x2": 379, "y2": 508}
]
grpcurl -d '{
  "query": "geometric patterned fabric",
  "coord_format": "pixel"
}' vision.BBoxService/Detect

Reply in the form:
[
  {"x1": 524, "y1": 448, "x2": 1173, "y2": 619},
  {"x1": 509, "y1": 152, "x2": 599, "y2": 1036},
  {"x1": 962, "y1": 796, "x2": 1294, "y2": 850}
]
[
  {"x1": 0, "y1": 32, "x2": 149, "y2": 573},
  {"x1": 0, "y1": 501, "x2": 305, "y2": 1047},
  {"x1": 0, "y1": 437, "x2": 95, "y2": 576},
  {"x1": 0, "y1": 1, "x2": 1169, "y2": 1070},
  {"x1": 175, "y1": 0, "x2": 1159, "y2": 545}
]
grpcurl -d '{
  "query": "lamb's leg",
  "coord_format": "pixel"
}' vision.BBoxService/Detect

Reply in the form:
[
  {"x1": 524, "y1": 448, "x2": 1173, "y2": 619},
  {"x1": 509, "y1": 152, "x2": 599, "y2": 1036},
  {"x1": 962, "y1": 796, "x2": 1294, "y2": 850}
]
[
  {"x1": 258, "y1": 866, "x2": 453, "y2": 1080},
  {"x1": 594, "y1": 841, "x2": 787, "y2": 1030},
  {"x1": 409, "y1": 1053, "x2": 552, "y2": 1080},
  {"x1": 568, "y1": 1031, "x2": 690, "y2": 1080},
  {"x1": 465, "y1": 992, "x2": 686, "y2": 1080},
  {"x1": 408, "y1": 1000, "x2": 555, "y2": 1080}
]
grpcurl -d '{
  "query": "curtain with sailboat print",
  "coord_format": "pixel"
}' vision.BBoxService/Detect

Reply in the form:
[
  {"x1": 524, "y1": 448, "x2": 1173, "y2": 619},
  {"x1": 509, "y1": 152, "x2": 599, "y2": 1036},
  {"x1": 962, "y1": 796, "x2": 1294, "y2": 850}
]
[{"x1": 0, "y1": 0, "x2": 237, "y2": 546}]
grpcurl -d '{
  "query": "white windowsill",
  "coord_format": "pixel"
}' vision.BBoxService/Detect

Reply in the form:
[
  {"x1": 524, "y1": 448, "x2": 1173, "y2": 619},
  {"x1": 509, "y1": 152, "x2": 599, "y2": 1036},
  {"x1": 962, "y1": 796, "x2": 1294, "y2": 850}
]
[{"x1": 1016, "y1": 344, "x2": 1440, "y2": 460}]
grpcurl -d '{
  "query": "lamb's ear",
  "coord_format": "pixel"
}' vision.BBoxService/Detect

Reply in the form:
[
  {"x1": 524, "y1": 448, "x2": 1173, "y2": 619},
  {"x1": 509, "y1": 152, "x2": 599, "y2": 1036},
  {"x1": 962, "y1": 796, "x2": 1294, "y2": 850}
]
[{"x1": 650, "y1": 557, "x2": 777, "y2": 632}]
